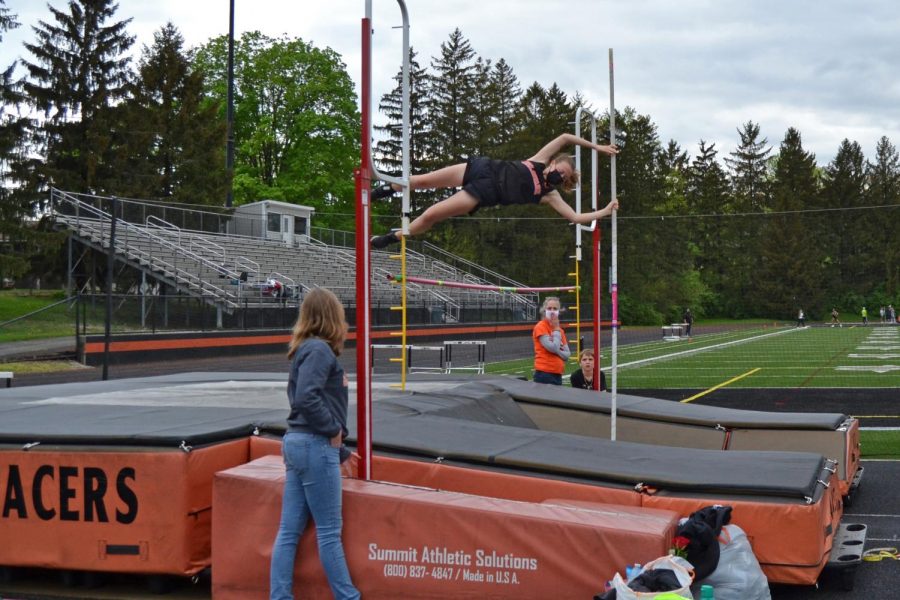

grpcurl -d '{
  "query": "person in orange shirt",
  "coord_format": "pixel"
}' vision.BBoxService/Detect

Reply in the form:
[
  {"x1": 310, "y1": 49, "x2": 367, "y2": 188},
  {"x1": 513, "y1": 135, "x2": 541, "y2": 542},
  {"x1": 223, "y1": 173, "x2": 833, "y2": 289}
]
[{"x1": 532, "y1": 296, "x2": 570, "y2": 385}]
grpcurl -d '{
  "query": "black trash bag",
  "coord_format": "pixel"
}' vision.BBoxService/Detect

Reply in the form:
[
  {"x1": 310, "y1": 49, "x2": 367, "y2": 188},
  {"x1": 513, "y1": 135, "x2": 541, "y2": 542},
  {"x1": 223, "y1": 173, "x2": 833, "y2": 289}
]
[
  {"x1": 594, "y1": 568, "x2": 683, "y2": 599},
  {"x1": 675, "y1": 504, "x2": 733, "y2": 580}
]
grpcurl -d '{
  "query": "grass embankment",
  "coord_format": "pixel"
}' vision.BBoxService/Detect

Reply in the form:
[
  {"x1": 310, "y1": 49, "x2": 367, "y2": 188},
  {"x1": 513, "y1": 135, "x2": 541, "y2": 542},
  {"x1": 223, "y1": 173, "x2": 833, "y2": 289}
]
[
  {"x1": 859, "y1": 431, "x2": 900, "y2": 459},
  {"x1": 0, "y1": 360, "x2": 86, "y2": 374},
  {"x1": 0, "y1": 289, "x2": 77, "y2": 342}
]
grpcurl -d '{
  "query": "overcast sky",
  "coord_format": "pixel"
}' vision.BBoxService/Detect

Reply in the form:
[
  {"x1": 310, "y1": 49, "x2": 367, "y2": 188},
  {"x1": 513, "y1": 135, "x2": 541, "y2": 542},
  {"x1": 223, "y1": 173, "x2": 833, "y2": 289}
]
[{"x1": 3, "y1": 0, "x2": 898, "y2": 165}]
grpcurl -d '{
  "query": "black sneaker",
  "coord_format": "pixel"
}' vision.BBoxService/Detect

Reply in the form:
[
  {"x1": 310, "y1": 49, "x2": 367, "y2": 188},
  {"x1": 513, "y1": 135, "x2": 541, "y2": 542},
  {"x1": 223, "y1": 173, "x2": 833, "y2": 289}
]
[
  {"x1": 372, "y1": 184, "x2": 397, "y2": 200},
  {"x1": 371, "y1": 232, "x2": 400, "y2": 249}
]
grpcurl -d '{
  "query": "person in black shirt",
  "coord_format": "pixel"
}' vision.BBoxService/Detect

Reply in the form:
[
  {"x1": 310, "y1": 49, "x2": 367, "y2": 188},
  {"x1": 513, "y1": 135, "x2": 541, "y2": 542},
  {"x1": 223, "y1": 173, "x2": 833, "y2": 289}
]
[
  {"x1": 682, "y1": 308, "x2": 694, "y2": 337},
  {"x1": 371, "y1": 133, "x2": 618, "y2": 249},
  {"x1": 569, "y1": 348, "x2": 607, "y2": 391}
]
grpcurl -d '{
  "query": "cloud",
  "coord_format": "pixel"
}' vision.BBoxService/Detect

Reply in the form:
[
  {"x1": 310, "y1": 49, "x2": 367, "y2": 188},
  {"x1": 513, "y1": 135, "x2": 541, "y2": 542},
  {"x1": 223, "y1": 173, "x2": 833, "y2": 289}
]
[{"x1": 2, "y1": 0, "x2": 897, "y2": 164}]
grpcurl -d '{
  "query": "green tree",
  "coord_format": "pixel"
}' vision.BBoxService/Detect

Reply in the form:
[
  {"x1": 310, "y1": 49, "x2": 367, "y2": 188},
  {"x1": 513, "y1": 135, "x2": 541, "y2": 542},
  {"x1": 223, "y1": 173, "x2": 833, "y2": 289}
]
[
  {"x1": 0, "y1": 0, "x2": 31, "y2": 280},
  {"x1": 686, "y1": 141, "x2": 731, "y2": 314},
  {"x1": 109, "y1": 23, "x2": 228, "y2": 204},
  {"x1": 487, "y1": 58, "x2": 522, "y2": 159},
  {"x1": 502, "y1": 82, "x2": 548, "y2": 161},
  {"x1": 469, "y1": 56, "x2": 496, "y2": 156},
  {"x1": 723, "y1": 122, "x2": 772, "y2": 316},
  {"x1": 725, "y1": 121, "x2": 771, "y2": 212},
  {"x1": 0, "y1": 0, "x2": 21, "y2": 174},
  {"x1": 864, "y1": 137, "x2": 900, "y2": 299},
  {"x1": 428, "y1": 28, "x2": 478, "y2": 162},
  {"x1": 820, "y1": 140, "x2": 870, "y2": 305},
  {"x1": 659, "y1": 140, "x2": 689, "y2": 210},
  {"x1": 193, "y1": 32, "x2": 359, "y2": 229},
  {"x1": 375, "y1": 47, "x2": 433, "y2": 217},
  {"x1": 758, "y1": 128, "x2": 823, "y2": 317},
  {"x1": 20, "y1": 0, "x2": 134, "y2": 195},
  {"x1": 603, "y1": 110, "x2": 695, "y2": 324}
]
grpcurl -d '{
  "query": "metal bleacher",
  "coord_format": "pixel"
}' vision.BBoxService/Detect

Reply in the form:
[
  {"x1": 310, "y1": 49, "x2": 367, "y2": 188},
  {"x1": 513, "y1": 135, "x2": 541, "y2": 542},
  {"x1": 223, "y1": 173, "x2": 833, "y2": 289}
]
[{"x1": 50, "y1": 189, "x2": 538, "y2": 324}]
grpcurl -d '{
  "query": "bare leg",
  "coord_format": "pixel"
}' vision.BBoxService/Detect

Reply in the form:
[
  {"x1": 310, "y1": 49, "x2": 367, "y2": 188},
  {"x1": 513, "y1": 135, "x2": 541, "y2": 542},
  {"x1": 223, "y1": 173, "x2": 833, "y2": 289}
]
[
  {"x1": 390, "y1": 163, "x2": 467, "y2": 192},
  {"x1": 373, "y1": 166, "x2": 476, "y2": 248},
  {"x1": 379, "y1": 190, "x2": 478, "y2": 243}
]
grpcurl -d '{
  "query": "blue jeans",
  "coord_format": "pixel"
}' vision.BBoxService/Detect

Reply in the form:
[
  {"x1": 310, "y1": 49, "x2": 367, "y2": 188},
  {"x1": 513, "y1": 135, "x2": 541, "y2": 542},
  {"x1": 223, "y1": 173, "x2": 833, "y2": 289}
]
[
  {"x1": 533, "y1": 370, "x2": 562, "y2": 385},
  {"x1": 270, "y1": 432, "x2": 360, "y2": 600}
]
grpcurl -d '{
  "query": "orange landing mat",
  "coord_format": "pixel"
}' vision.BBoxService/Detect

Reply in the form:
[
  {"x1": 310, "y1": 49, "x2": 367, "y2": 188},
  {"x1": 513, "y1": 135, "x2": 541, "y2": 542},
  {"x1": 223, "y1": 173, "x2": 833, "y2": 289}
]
[
  {"x1": 212, "y1": 455, "x2": 679, "y2": 599},
  {"x1": 0, "y1": 439, "x2": 248, "y2": 575}
]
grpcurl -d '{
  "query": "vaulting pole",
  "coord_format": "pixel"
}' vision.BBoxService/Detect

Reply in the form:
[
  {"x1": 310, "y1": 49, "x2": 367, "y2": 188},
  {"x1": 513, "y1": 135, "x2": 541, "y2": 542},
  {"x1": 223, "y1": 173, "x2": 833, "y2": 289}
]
[{"x1": 608, "y1": 48, "x2": 619, "y2": 441}]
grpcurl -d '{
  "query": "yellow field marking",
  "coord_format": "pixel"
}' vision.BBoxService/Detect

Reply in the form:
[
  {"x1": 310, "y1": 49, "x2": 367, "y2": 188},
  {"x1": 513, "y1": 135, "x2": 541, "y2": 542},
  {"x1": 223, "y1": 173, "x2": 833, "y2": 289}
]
[{"x1": 681, "y1": 368, "x2": 761, "y2": 403}]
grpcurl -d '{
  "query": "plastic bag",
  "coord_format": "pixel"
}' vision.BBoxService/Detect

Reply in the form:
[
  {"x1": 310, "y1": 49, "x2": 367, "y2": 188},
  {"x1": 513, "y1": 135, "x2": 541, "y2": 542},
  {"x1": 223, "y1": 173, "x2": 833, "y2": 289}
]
[
  {"x1": 609, "y1": 555, "x2": 695, "y2": 599},
  {"x1": 693, "y1": 524, "x2": 770, "y2": 600}
]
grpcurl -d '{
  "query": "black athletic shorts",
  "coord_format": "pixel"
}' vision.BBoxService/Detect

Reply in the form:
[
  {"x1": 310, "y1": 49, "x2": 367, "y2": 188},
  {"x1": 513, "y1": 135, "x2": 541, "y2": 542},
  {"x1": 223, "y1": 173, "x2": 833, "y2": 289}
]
[{"x1": 462, "y1": 156, "x2": 500, "y2": 211}]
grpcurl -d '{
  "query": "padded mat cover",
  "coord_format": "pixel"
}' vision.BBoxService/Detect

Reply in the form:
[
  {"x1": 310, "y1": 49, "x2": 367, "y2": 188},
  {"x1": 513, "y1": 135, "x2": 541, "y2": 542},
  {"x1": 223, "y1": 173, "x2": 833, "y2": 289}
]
[
  {"x1": 371, "y1": 409, "x2": 828, "y2": 500},
  {"x1": 475, "y1": 377, "x2": 848, "y2": 430}
]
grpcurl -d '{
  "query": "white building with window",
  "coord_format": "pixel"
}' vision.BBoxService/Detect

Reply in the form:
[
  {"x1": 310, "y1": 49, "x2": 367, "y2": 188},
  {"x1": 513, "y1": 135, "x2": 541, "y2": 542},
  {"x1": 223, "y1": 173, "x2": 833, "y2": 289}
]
[{"x1": 229, "y1": 200, "x2": 314, "y2": 245}]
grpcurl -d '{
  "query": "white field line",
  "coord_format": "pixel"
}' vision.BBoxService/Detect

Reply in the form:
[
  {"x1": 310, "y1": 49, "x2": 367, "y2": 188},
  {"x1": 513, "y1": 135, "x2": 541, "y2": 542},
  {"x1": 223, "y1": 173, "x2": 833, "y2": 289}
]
[
  {"x1": 604, "y1": 326, "x2": 804, "y2": 372},
  {"x1": 622, "y1": 329, "x2": 770, "y2": 357}
]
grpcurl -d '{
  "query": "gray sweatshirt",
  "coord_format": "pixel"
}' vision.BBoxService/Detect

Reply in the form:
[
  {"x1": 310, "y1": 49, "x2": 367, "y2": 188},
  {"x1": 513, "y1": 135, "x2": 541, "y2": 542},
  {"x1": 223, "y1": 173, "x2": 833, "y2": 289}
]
[{"x1": 286, "y1": 338, "x2": 348, "y2": 438}]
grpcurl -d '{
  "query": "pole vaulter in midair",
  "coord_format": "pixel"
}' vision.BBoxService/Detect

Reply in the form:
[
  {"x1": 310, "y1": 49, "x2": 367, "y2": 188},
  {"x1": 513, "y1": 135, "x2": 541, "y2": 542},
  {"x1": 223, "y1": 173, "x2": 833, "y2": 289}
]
[{"x1": 355, "y1": 0, "x2": 411, "y2": 480}]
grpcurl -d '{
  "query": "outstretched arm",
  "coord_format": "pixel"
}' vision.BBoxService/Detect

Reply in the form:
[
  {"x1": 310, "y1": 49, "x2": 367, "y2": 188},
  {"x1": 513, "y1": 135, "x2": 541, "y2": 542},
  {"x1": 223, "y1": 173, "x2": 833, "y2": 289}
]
[
  {"x1": 541, "y1": 193, "x2": 619, "y2": 225},
  {"x1": 529, "y1": 133, "x2": 618, "y2": 164}
]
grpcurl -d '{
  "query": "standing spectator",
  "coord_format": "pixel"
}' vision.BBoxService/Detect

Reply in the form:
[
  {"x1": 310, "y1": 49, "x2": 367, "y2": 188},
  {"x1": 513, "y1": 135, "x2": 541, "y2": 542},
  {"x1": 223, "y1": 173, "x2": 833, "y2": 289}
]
[
  {"x1": 880, "y1": 306, "x2": 886, "y2": 323},
  {"x1": 889, "y1": 304, "x2": 896, "y2": 324},
  {"x1": 831, "y1": 308, "x2": 842, "y2": 328},
  {"x1": 570, "y1": 348, "x2": 608, "y2": 391},
  {"x1": 532, "y1": 296, "x2": 570, "y2": 385},
  {"x1": 861, "y1": 306, "x2": 868, "y2": 326},
  {"x1": 682, "y1": 308, "x2": 694, "y2": 338},
  {"x1": 797, "y1": 309, "x2": 806, "y2": 328},
  {"x1": 270, "y1": 288, "x2": 360, "y2": 600}
]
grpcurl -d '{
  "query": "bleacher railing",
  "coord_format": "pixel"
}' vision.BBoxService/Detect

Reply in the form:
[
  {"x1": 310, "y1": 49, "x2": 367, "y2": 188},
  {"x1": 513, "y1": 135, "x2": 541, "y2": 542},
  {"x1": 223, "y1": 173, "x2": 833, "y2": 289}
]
[
  {"x1": 52, "y1": 190, "x2": 239, "y2": 309},
  {"x1": 52, "y1": 190, "x2": 538, "y2": 322}
]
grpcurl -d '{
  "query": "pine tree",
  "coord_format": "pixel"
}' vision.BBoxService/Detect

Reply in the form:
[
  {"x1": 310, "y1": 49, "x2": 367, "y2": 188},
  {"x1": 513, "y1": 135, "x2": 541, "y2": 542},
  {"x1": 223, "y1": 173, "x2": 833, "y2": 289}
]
[
  {"x1": 428, "y1": 29, "x2": 477, "y2": 162},
  {"x1": 469, "y1": 56, "x2": 495, "y2": 156},
  {"x1": 723, "y1": 121, "x2": 772, "y2": 316},
  {"x1": 109, "y1": 23, "x2": 228, "y2": 204},
  {"x1": 864, "y1": 137, "x2": 900, "y2": 298},
  {"x1": 20, "y1": 0, "x2": 135, "y2": 195},
  {"x1": 659, "y1": 140, "x2": 689, "y2": 212},
  {"x1": 0, "y1": 0, "x2": 21, "y2": 169},
  {"x1": 725, "y1": 121, "x2": 771, "y2": 212},
  {"x1": 686, "y1": 141, "x2": 731, "y2": 313},
  {"x1": 374, "y1": 47, "x2": 433, "y2": 215},
  {"x1": 757, "y1": 128, "x2": 823, "y2": 317},
  {"x1": 1, "y1": 1, "x2": 66, "y2": 282},
  {"x1": 821, "y1": 140, "x2": 869, "y2": 304},
  {"x1": 595, "y1": 109, "x2": 695, "y2": 323},
  {"x1": 488, "y1": 58, "x2": 522, "y2": 159},
  {"x1": 503, "y1": 82, "x2": 547, "y2": 161},
  {"x1": 0, "y1": 0, "x2": 26, "y2": 278}
]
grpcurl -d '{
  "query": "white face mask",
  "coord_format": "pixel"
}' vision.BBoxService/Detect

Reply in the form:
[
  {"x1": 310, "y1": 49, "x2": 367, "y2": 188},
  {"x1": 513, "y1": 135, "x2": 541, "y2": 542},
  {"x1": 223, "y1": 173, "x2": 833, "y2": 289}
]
[{"x1": 545, "y1": 308, "x2": 559, "y2": 319}]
